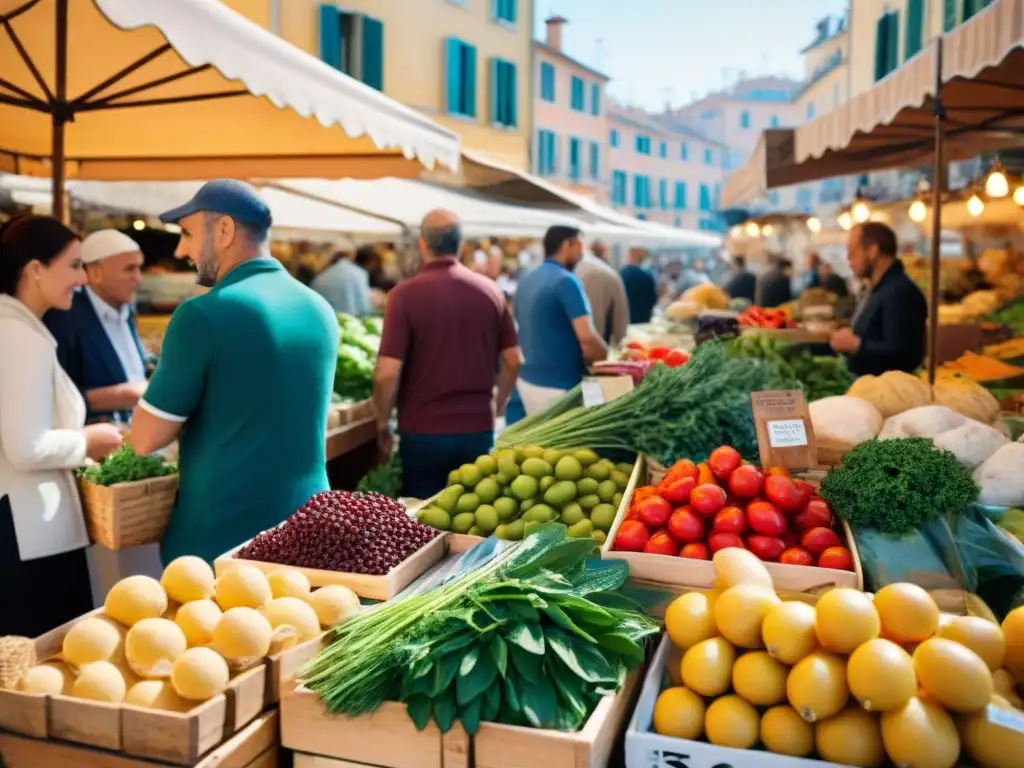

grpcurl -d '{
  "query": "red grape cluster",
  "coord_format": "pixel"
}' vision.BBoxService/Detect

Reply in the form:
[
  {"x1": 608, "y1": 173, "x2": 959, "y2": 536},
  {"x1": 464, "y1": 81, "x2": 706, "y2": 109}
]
[{"x1": 237, "y1": 491, "x2": 438, "y2": 575}]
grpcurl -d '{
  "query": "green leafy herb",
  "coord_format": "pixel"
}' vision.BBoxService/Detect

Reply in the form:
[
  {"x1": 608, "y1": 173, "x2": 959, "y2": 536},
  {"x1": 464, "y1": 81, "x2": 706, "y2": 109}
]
[
  {"x1": 78, "y1": 445, "x2": 176, "y2": 486},
  {"x1": 727, "y1": 332, "x2": 855, "y2": 402},
  {"x1": 356, "y1": 454, "x2": 402, "y2": 498},
  {"x1": 819, "y1": 437, "x2": 980, "y2": 534},
  {"x1": 334, "y1": 312, "x2": 381, "y2": 402}
]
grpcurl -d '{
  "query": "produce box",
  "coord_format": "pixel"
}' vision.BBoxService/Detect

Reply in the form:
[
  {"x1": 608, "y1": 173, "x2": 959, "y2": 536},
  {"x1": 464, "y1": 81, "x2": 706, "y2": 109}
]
[
  {"x1": 601, "y1": 456, "x2": 863, "y2": 594},
  {"x1": 214, "y1": 532, "x2": 446, "y2": 602},
  {"x1": 625, "y1": 636, "x2": 847, "y2": 768},
  {"x1": 442, "y1": 669, "x2": 641, "y2": 768},
  {"x1": 0, "y1": 708, "x2": 279, "y2": 768},
  {"x1": 0, "y1": 608, "x2": 268, "y2": 765},
  {"x1": 78, "y1": 474, "x2": 178, "y2": 550}
]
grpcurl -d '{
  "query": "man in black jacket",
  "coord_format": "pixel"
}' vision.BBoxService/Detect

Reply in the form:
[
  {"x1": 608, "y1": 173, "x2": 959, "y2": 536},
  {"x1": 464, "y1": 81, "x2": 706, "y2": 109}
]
[
  {"x1": 829, "y1": 222, "x2": 926, "y2": 376},
  {"x1": 756, "y1": 256, "x2": 794, "y2": 308},
  {"x1": 723, "y1": 255, "x2": 756, "y2": 303}
]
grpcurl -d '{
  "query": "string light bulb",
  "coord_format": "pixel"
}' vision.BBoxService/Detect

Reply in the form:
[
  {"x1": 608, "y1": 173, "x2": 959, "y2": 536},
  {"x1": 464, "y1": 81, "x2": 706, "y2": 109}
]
[
  {"x1": 745, "y1": 222, "x2": 760, "y2": 237},
  {"x1": 851, "y1": 201, "x2": 870, "y2": 223},
  {"x1": 837, "y1": 211, "x2": 853, "y2": 231},
  {"x1": 762, "y1": 224, "x2": 775, "y2": 236},
  {"x1": 806, "y1": 216, "x2": 822, "y2": 233},
  {"x1": 966, "y1": 194, "x2": 985, "y2": 217},
  {"x1": 132, "y1": 219, "x2": 145, "y2": 231},
  {"x1": 908, "y1": 200, "x2": 927, "y2": 223},
  {"x1": 985, "y1": 166, "x2": 1010, "y2": 198},
  {"x1": 1014, "y1": 186, "x2": 1024, "y2": 206}
]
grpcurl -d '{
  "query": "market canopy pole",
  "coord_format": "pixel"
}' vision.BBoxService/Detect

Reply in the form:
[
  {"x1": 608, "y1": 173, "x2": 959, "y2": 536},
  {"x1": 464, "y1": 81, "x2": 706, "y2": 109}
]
[{"x1": 927, "y1": 38, "x2": 945, "y2": 388}]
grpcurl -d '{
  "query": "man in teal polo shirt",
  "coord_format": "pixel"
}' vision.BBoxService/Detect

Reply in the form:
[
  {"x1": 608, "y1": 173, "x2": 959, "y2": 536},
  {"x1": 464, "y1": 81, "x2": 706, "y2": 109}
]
[{"x1": 130, "y1": 180, "x2": 338, "y2": 563}]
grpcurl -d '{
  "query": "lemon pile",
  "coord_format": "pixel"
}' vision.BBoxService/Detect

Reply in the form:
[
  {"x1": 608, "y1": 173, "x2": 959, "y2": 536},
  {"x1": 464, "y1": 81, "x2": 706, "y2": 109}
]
[
  {"x1": 654, "y1": 549, "x2": 1024, "y2": 768},
  {"x1": 17, "y1": 558, "x2": 361, "y2": 711}
]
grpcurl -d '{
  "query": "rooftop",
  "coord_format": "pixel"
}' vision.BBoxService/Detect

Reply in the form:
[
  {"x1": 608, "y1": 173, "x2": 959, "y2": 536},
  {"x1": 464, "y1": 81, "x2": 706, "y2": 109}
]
[
  {"x1": 800, "y1": 14, "x2": 849, "y2": 54},
  {"x1": 532, "y1": 39, "x2": 610, "y2": 81}
]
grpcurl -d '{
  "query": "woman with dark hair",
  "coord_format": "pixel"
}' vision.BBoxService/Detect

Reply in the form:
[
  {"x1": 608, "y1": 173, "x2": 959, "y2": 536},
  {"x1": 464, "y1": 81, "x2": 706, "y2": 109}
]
[{"x1": 0, "y1": 215, "x2": 124, "y2": 636}]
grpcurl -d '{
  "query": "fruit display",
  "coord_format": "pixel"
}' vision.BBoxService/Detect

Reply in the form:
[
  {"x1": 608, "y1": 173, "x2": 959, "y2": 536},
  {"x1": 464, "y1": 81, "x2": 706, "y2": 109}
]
[
  {"x1": 237, "y1": 491, "x2": 440, "y2": 575},
  {"x1": 737, "y1": 306, "x2": 794, "y2": 330},
  {"x1": 611, "y1": 447, "x2": 855, "y2": 572},
  {"x1": 415, "y1": 447, "x2": 632, "y2": 543},
  {"x1": 619, "y1": 342, "x2": 690, "y2": 367},
  {"x1": 16, "y1": 557, "x2": 360, "y2": 711},
  {"x1": 652, "y1": 553, "x2": 1024, "y2": 768}
]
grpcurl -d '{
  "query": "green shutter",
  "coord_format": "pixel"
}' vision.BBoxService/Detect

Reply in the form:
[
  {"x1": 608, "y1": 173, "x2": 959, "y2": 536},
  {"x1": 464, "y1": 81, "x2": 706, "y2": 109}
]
[
  {"x1": 506, "y1": 62, "x2": 517, "y2": 127},
  {"x1": 444, "y1": 38, "x2": 463, "y2": 114},
  {"x1": 905, "y1": 0, "x2": 923, "y2": 60},
  {"x1": 887, "y1": 12, "x2": 900, "y2": 72},
  {"x1": 463, "y1": 43, "x2": 477, "y2": 117},
  {"x1": 361, "y1": 16, "x2": 384, "y2": 90},
  {"x1": 506, "y1": 0, "x2": 517, "y2": 24},
  {"x1": 944, "y1": 0, "x2": 958, "y2": 30},
  {"x1": 962, "y1": 0, "x2": 977, "y2": 22},
  {"x1": 318, "y1": 4, "x2": 342, "y2": 70},
  {"x1": 874, "y1": 14, "x2": 889, "y2": 81},
  {"x1": 489, "y1": 58, "x2": 501, "y2": 123}
]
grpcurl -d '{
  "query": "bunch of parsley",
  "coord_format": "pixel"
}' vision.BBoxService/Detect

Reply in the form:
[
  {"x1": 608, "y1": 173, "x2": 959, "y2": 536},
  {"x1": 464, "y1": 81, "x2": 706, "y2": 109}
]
[{"x1": 819, "y1": 437, "x2": 979, "y2": 535}]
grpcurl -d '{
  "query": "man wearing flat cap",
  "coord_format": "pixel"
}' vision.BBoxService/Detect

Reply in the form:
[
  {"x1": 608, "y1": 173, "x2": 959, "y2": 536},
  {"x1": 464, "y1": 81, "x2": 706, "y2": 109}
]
[
  {"x1": 130, "y1": 180, "x2": 339, "y2": 564},
  {"x1": 45, "y1": 229, "x2": 148, "y2": 424}
]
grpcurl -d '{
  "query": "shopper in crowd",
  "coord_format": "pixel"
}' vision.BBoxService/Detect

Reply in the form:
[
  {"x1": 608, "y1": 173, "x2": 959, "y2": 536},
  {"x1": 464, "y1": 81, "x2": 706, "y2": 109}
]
[
  {"x1": 355, "y1": 246, "x2": 396, "y2": 293},
  {"x1": 830, "y1": 222, "x2": 926, "y2": 376},
  {"x1": 620, "y1": 247, "x2": 658, "y2": 323},
  {"x1": 804, "y1": 250, "x2": 823, "y2": 291},
  {"x1": 311, "y1": 244, "x2": 371, "y2": 316},
  {"x1": 816, "y1": 258, "x2": 850, "y2": 298},
  {"x1": 723, "y1": 254, "x2": 757, "y2": 303},
  {"x1": 514, "y1": 225, "x2": 608, "y2": 416},
  {"x1": 756, "y1": 255, "x2": 794, "y2": 308},
  {"x1": 131, "y1": 180, "x2": 338, "y2": 564},
  {"x1": 373, "y1": 209, "x2": 522, "y2": 499},
  {"x1": 0, "y1": 215, "x2": 124, "y2": 635},
  {"x1": 44, "y1": 229, "x2": 148, "y2": 424},
  {"x1": 575, "y1": 242, "x2": 629, "y2": 346},
  {"x1": 681, "y1": 259, "x2": 712, "y2": 293}
]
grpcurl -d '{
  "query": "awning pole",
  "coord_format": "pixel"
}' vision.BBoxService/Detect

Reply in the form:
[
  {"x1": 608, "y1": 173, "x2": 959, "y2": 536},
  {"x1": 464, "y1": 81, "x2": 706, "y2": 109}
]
[
  {"x1": 927, "y1": 38, "x2": 945, "y2": 386},
  {"x1": 51, "y1": 0, "x2": 68, "y2": 223}
]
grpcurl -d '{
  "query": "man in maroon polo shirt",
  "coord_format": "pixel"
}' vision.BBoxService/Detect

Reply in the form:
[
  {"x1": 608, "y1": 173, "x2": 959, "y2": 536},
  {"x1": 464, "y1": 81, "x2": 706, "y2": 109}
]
[{"x1": 373, "y1": 210, "x2": 523, "y2": 499}]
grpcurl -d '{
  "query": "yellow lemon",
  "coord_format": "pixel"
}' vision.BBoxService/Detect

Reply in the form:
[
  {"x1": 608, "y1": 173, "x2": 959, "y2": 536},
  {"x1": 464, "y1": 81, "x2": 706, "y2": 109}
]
[
  {"x1": 762, "y1": 601, "x2": 816, "y2": 665},
  {"x1": 664, "y1": 591, "x2": 718, "y2": 651},
  {"x1": 760, "y1": 705, "x2": 814, "y2": 757},
  {"x1": 713, "y1": 584, "x2": 780, "y2": 649},
  {"x1": 937, "y1": 615, "x2": 1006, "y2": 671},
  {"x1": 680, "y1": 637, "x2": 735, "y2": 697},
  {"x1": 704, "y1": 695, "x2": 759, "y2": 749},
  {"x1": 873, "y1": 583, "x2": 939, "y2": 644},
  {"x1": 652, "y1": 686, "x2": 705, "y2": 740},
  {"x1": 787, "y1": 651, "x2": 849, "y2": 723},
  {"x1": 732, "y1": 651, "x2": 787, "y2": 707},
  {"x1": 814, "y1": 588, "x2": 880, "y2": 654},
  {"x1": 815, "y1": 706, "x2": 885, "y2": 767},
  {"x1": 913, "y1": 637, "x2": 993, "y2": 714},
  {"x1": 847, "y1": 638, "x2": 917, "y2": 712},
  {"x1": 880, "y1": 697, "x2": 960, "y2": 768}
]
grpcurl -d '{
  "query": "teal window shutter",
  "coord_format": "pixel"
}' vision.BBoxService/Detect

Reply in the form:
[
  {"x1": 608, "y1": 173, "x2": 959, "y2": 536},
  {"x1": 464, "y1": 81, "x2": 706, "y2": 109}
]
[
  {"x1": 873, "y1": 14, "x2": 889, "y2": 81},
  {"x1": 507, "y1": 0, "x2": 517, "y2": 24},
  {"x1": 944, "y1": 0, "x2": 958, "y2": 29},
  {"x1": 489, "y1": 59, "x2": 501, "y2": 123},
  {"x1": 589, "y1": 142, "x2": 599, "y2": 179},
  {"x1": 318, "y1": 4, "x2": 342, "y2": 70},
  {"x1": 905, "y1": 0, "x2": 924, "y2": 60},
  {"x1": 659, "y1": 179, "x2": 668, "y2": 210},
  {"x1": 962, "y1": 0, "x2": 978, "y2": 22},
  {"x1": 361, "y1": 16, "x2": 384, "y2": 90},
  {"x1": 463, "y1": 43, "x2": 477, "y2": 117},
  {"x1": 887, "y1": 11, "x2": 900, "y2": 72},
  {"x1": 590, "y1": 83, "x2": 600, "y2": 116},
  {"x1": 506, "y1": 62, "x2": 517, "y2": 127},
  {"x1": 445, "y1": 38, "x2": 462, "y2": 114},
  {"x1": 680, "y1": 143, "x2": 688, "y2": 160},
  {"x1": 540, "y1": 62, "x2": 555, "y2": 102}
]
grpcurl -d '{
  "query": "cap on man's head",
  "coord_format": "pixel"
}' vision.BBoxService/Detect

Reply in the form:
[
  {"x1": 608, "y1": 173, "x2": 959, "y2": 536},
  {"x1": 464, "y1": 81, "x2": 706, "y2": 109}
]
[
  {"x1": 81, "y1": 229, "x2": 140, "y2": 265},
  {"x1": 159, "y1": 179, "x2": 272, "y2": 233}
]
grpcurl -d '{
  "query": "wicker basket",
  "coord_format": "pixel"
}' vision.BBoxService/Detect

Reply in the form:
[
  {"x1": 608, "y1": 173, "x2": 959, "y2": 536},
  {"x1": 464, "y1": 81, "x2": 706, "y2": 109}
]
[{"x1": 77, "y1": 474, "x2": 179, "y2": 550}]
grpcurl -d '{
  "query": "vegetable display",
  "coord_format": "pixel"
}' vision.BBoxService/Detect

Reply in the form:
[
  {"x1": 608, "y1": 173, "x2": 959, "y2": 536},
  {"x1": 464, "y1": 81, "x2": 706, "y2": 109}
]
[
  {"x1": 653, "y1": 553, "x2": 1024, "y2": 768},
  {"x1": 737, "y1": 306, "x2": 793, "y2": 330},
  {"x1": 415, "y1": 448, "x2": 632, "y2": 543},
  {"x1": 356, "y1": 454, "x2": 403, "y2": 499},
  {"x1": 79, "y1": 445, "x2": 176, "y2": 486},
  {"x1": 728, "y1": 332, "x2": 855, "y2": 402},
  {"x1": 300, "y1": 524, "x2": 659, "y2": 734},
  {"x1": 818, "y1": 437, "x2": 980, "y2": 535},
  {"x1": 498, "y1": 342, "x2": 776, "y2": 465},
  {"x1": 236, "y1": 491, "x2": 440, "y2": 575},
  {"x1": 334, "y1": 313, "x2": 381, "y2": 402},
  {"x1": 612, "y1": 447, "x2": 854, "y2": 571}
]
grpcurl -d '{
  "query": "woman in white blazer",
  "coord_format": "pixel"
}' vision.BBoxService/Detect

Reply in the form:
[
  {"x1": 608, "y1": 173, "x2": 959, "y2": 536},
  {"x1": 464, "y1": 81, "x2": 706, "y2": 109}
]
[{"x1": 0, "y1": 215, "x2": 124, "y2": 636}]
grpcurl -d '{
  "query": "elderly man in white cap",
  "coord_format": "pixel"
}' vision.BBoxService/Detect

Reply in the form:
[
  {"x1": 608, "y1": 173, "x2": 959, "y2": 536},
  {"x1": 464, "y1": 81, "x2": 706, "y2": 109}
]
[{"x1": 44, "y1": 229, "x2": 147, "y2": 424}]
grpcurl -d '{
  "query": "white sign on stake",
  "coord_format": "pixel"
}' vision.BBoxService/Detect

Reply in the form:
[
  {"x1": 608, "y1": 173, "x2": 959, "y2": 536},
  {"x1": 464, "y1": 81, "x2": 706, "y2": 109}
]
[
  {"x1": 767, "y1": 419, "x2": 809, "y2": 449},
  {"x1": 581, "y1": 380, "x2": 605, "y2": 408}
]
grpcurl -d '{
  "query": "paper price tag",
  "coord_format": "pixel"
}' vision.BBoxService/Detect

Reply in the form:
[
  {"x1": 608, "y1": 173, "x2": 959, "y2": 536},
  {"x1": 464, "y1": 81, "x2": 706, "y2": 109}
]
[
  {"x1": 767, "y1": 419, "x2": 809, "y2": 448},
  {"x1": 581, "y1": 380, "x2": 605, "y2": 408},
  {"x1": 988, "y1": 703, "x2": 1024, "y2": 734}
]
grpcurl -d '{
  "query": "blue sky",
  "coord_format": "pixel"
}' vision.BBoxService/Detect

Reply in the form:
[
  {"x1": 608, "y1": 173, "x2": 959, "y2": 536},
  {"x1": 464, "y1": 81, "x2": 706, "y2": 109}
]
[{"x1": 533, "y1": 0, "x2": 849, "y2": 109}]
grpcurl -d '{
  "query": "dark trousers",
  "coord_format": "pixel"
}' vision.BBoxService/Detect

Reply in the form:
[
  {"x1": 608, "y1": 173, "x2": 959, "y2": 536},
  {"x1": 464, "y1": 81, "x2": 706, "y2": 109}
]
[
  {"x1": 0, "y1": 496, "x2": 94, "y2": 637},
  {"x1": 399, "y1": 431, "x2": 495, "y2": 500}
]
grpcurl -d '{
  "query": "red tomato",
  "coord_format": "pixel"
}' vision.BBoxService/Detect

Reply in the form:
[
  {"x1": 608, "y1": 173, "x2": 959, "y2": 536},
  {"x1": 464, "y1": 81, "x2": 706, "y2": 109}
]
[
  {"x1": 708, "y1": 532, "x2": 746, "y2": 553},
  {"x1": 793, "y1": 480, "x2": 816, "y2": 502},
  {"x1": 663, "y1": 459, "x2": 699, "y2": 486},
  {"x1": 613, "y1": 520, "x2": 650, "y2": 552},
  {"x1": 728, "y1": 465, "x2": 764, "y2": 500},
  {"x1": 696, "y1": 462, "x2": 716, "y2": 486},
  {"x1": 625, "y1": 341, "x2": 646, "y2": 351},
  {"x1": 636, "y1": 497, "x2": 672, "y2": 529},
  {"x1": 689, "y1": 484, "x2": 727, "y2": 519},
  {"x1": 817, "y1": 546, "x2": 854, "y2": 571},
  {"x1": 667, "y1": 507, "x2": 705, "y2": 544},
  {"x1": 746, "y1": 535, "x2": 786, "y2": 561},
  {"x1": 647, "y1": 346, "x2": 671, "y2": 360},
  {"x1": 664, "y1": 349, "x2": 690, "y2": 368},
  {"x1": 708, "y1": 446, "x2": 742, "y2": 481},
  {"x1": 712, "y1": 506, "x2": 747, "y2": 535},
  {"x1": 801, "y1": 526, "x2": 842, "y2": 555},
  {"x1": 764, "y1": 475, "x2": 804, "y2": 513},
  {"x1": 658, "y1": 476, "x2": 696, "y2": 506},
  {"x1": 767, "y1": 466, "x2": 791, "y2": 478},
  {"x1": 644, "y1": 531, "x2": 680, "y2": 557},
  {"x1": 747, "y1": 500, "x2": 787, "y2": 537},
  {"x1": 793, "y1": 498, "x2": 833, "y2": 531},
  {"x1": 680, "y1": 542, "x2": 711, "y2": 560},
  {"x1": 779, "y1": 547, "x2": 815, "y2": 566}
]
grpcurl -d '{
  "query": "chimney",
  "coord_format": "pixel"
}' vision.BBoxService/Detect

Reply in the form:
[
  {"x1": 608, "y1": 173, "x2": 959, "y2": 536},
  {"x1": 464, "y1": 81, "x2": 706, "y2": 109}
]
[{"x1": 545, "y1": 16, "x2": 567, "y2": 51}]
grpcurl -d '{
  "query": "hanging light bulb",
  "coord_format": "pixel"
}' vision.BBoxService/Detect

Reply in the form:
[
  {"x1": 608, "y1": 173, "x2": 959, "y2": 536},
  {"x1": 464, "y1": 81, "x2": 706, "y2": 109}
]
[
  {"x1": 838, "y1": 211, "x2": 853, "y2": 231},
  {"x1": 763, "y1": 224, "x2": 775, "y2": 236},
  {"x1": 966, "y1": 194, "x2": 985, "y2": 217},
  {"x1": 729, "y1": 225, "x2": 742, "y2": 238},
  {"x1": 985, "y1": 167, "x2": 1010, "y2": 198},
  {"x1": 132, "y1": 219, "x2": 145, "y2": 231},
  {"x1": 908, "y1": 200, "x2": 927, "y2": 223},
  {"x1": 1014, "y1": 186, "x2": 1024, "y2": 206},
  {"x1": 852, "y1": 201, "x2": 870, "y2": 223},
  {"x1": 745, "y1": 222, "x2": 761, "y2": 237},
  {"x1": 806, "y1": 216, "x2": 822, "y2": 233}
]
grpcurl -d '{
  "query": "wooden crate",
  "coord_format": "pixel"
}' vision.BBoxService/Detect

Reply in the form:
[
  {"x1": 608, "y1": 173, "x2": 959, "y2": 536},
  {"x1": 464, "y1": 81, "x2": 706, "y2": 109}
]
[
  {"x1": 0, "y1": 608, "x2": 267, "y2": 765},
  {"x1": 0, "y1": 709, "x2": 279, "y2": 768},
  {"x1": 441, "y1": 669, "x2": 641, "y2": 768},
  {"x1": 214, "y1": 532, "x2": 447, "y2": 601},
  {"x1": 78, "y1": 474, "x2": 178, "y2": 550},
  {"x1": 601, "y1": 456, "x2": 864, "y2": 594}
]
